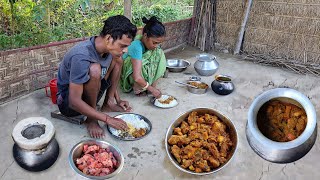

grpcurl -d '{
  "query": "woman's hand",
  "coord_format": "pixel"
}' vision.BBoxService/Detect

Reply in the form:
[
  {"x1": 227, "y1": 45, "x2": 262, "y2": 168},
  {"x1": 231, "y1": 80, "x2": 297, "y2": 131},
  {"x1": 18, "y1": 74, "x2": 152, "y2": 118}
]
[
  {"x1": 150, "y1": 87, "x2": 162, "y2": 99},
  {"x1": 118, "y1": 99, "x2": 132, "y2": 112},
  {"x1": 106, "y1": 116, "x2": 128, "y2": 131}
]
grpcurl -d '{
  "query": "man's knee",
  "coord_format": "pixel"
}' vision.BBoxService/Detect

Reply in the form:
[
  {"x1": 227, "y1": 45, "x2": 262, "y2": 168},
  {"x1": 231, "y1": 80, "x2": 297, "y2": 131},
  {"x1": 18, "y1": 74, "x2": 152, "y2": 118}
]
[{"x1": 89, "y1": 63, "x2": 101, "y2": 79}]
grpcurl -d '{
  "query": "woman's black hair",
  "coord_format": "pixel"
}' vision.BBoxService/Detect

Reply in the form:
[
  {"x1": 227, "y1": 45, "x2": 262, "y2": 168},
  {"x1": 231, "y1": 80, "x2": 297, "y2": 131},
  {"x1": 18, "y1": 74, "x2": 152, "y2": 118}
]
[
  {"x1": 142, "y1": 16, "x2": 166, "y2": 38},
  {"x1": 100, "y1": 15, "x2": 137, "y2": 41}
]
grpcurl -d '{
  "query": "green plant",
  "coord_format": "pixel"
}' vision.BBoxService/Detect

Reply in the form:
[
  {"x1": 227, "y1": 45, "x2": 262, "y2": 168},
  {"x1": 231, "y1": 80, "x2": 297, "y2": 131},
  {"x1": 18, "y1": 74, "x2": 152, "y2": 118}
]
[{"x1": 0, "y1": 0, "x2": 193, "y2": 51}]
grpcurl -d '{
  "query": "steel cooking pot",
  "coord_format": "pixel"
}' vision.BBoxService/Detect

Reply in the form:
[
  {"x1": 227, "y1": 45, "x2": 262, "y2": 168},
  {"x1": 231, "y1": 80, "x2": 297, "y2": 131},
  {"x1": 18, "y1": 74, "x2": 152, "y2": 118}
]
[{"x1": 246, "y1": 88, "x2": 317, "y2": 163}]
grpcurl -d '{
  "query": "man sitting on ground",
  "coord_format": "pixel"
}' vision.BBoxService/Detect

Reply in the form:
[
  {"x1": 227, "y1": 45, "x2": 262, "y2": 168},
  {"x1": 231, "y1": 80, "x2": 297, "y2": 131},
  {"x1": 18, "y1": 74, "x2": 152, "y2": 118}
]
[{"x1": 57, "y1": 15, "x2": 137, "y2": 138}]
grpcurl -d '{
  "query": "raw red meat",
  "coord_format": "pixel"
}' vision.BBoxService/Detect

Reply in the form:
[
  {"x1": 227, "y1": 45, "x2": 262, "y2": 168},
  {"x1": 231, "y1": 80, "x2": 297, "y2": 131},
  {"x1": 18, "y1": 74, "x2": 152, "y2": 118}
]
[{"x1": 76, "y1": 144, "x2": 117, "y2": 176}]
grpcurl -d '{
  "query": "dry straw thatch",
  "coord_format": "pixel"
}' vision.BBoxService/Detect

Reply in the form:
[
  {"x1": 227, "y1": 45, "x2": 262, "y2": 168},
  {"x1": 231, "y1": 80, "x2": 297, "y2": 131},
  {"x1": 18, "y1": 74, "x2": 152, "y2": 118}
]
[
  {"x1": 200, "y1": 0, "x2": 320, "y2": 75},
  {"x1": 244, "y1": 53, "x2": 320, "y2": 76},
  {"x1": 215, "y1": 0, "x2": 245, "y2": 51},
  {"x1": 242, "y1": 0, "x2": 320, "y2": 76}
]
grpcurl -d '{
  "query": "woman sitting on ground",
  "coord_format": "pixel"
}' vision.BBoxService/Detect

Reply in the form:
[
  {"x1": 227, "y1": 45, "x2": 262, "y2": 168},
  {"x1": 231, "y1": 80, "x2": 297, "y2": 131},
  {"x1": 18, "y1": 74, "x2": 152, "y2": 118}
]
[{"x1": 120, "y1": 16, "x2": 166, "y2": 99}]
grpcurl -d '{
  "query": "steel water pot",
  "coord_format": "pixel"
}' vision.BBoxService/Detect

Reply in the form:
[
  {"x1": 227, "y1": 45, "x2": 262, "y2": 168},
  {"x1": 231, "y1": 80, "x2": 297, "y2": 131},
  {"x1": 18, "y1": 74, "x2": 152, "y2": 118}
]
[{"x1": 194, "y1": 54, "x2": 219, "y2": 76}]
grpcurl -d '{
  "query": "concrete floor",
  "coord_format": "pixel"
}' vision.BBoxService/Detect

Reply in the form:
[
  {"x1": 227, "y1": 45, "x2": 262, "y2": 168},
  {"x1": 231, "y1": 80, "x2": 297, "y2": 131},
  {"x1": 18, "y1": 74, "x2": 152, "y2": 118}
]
[{"x1": 1, "y1": 46, "x2": 320, "y2": 180}]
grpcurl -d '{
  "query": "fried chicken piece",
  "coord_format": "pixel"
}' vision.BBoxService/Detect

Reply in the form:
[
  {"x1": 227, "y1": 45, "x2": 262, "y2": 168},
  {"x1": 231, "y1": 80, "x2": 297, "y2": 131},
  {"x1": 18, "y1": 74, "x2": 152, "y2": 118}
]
[
  {"x1": 173, "y1": 127, "x2": 183, "y2": 136},
  {"x1": 189, "y1": 122, "x2": 198, "y2": 131},
  {"x1": 190, "y1": 140, "x2": 202, "y2": 148},
  {"x1": 201, "y1": 131, "x2": 209, "y2": 141},
  {"x1": 200, "y1": 149, "x2": 210, "y2": 160},
  {"x1": 188, "y1": 112, "x2": 198, "y2": 124},
  {"x1": 220, "y1": 141, "x2": 230, "y2": 157},
  {"x1": 212, "y1": 121, "x2": 226, "y2": 133},
  {"x1": 195, "y1": 160, "x2": 210, "y2": 172},
  {"x1": 182, "y1": 145, "x2": 196, "y2": 159},
  {"x1": 207, "y1": 143, "x2": 220, "y2": 159},
  {"x1": 217, "y1": 135, "x2": 225, "y2": 144},
  {"x1": 180, "y1": 136, "x2": 191, "y2": 145},
  {"x1": 132, "y1": 128, "x2": 146, "y2": 138},
  {"x1": 181, "y1": 159, "x2": 193, "y2": 169},
  {"x1": 195, "y1": 167, "x2": 202, "y2": 173},
  {"x1": 218, "y1": 156, "x2": 227, "y2": 164},
  {"x1": 171, "y1": 145, "x2": 181, "y2": 163},
  {"x1": 204, "y1": 114, "x2": 217, "y2": 125},
  {"x1": 180, "y1": 121, "x2": 190, "y2": 134},
  {"x1": 207, "y1": 135, "x2": 217, "y2": 143},
  {"x1": 168, "y1": 135, "x2": 181, "y2": 145},
  {"x1": 196, "y1": 116, "x2": 205, "y2": 123},
  {"x1": 168, "y1": 135, "x2": 190, "y2": 146},
  {"x1": 189, "y1": 165, "x2": 195, "y2": 171},
  {"x1": 208, "y1": 157, "x2": 220, "y2": 168},
  {"x1": 199, "y1": 124, "x2": 211, "y2": 132},
  {"x1": 193, "y1": 148, "x2": 202, "y2": 162},
  {"x1": 188, "y1": 131, "x2": 201, "y2": 140}
]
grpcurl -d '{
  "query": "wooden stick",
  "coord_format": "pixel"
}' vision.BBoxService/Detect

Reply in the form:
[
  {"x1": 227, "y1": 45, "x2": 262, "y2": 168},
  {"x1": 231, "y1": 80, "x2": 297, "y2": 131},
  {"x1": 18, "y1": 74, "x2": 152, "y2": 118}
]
[
  {"x1": 194, "y1": 0, "x2": 205, "y2": 46},
  {"x1": 234, "y1": 0, "x2": 253, "y2": 55}
]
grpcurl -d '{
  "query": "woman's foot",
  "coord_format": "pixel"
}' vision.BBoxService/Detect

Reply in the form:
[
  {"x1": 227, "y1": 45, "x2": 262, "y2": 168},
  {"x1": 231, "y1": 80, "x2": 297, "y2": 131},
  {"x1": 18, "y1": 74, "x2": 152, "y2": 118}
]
[
  {"x1": 151, "y1": 79, "x2": 159, "y2": 88},
  {"x1": 85, "y1": 119, "x2": 104, "y2": 138},
  {"x1": 134, "y1": 91, "x2": 147, "y2": 96},
  {"x1": 133, "y1": 82, "x2": 147, "y2": 96}
]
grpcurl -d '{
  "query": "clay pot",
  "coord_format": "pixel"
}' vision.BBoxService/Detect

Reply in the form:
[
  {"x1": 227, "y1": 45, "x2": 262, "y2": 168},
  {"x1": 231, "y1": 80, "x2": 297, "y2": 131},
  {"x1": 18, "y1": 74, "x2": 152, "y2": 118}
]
[
  {"x1": 12, "y1": 117, "x2": 59, "y2": 171},
  {"x1": 211, "y1": 75, "x2": 234, "y2": 95}
]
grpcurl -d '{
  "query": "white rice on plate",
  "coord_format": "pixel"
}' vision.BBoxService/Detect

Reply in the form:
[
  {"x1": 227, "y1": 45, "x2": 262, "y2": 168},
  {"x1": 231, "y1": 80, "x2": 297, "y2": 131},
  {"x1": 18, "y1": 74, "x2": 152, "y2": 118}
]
[
  {"x1": 109, "y1": 114, "x2": 149, "y2": 137},
  {"x1": 154, "y1": 95, "x2": 178, "y2": 108}
]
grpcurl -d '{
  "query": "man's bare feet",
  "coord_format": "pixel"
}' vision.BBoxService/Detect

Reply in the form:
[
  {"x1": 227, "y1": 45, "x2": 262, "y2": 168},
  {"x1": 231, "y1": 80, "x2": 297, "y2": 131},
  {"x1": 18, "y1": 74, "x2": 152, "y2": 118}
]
[{"x1": 85, "y1": 119, "x2": 104, "y2": 138}]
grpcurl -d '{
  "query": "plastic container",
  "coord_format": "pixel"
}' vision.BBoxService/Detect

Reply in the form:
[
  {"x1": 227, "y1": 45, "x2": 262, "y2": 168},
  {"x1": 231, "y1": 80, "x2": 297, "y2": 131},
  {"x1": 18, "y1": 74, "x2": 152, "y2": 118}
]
[{"x1": 45, "y1": 78, "x2": 58, "y2": 104}]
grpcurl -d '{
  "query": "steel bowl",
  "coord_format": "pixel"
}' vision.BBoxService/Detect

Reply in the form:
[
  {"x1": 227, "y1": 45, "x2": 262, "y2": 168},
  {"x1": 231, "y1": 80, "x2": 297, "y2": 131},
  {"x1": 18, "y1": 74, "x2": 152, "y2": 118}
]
[
  {"x1": 166, "y1": 59, "x2": 191, "y2": 72},
  {"x1": 165, "y1": 108, "x2": 238, "y2": 175},
  {"x1": 246, "y1": 88, "x2": 317, "y2": 163},
  {"x1": 69, "y1": 139, "x2": 124, "y2": 179},
  {"x1": 187, "y1": 81, "x2": 208, "y2": 94},
  {"x1": 189, "y1": 76, "x2": 201, "y2": 81}
]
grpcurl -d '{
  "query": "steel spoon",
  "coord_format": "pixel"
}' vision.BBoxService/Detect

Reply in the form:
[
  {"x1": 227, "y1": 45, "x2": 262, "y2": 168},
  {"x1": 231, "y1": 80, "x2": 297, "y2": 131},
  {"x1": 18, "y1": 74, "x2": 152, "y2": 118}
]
[{"x1": 175, "y1": 81, "x2": 198, "y2": 89}]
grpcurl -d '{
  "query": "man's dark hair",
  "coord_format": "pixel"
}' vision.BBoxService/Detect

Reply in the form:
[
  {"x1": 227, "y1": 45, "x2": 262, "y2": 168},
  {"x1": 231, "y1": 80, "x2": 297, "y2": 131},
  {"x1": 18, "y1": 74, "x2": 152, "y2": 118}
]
[
  {"x1": 100, "y1": 15, "x2": 137, "y2": 41},
  {"x1": 142, "y1": 16, "x2": 166, "y2": 38}
]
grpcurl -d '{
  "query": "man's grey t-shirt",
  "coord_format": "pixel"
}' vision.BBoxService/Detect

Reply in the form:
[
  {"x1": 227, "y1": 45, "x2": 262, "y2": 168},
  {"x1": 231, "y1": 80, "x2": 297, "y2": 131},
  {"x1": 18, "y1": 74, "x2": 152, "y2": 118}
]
[{"x1": 57, "y1": 36, "x2": 112, "y2": 96}]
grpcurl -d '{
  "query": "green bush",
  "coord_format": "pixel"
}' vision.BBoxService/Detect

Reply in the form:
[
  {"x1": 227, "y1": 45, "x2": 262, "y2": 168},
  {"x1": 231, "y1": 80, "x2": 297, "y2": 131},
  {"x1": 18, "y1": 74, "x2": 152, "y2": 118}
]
[{"x1": 0, "y1": 0, "x2": 193, "y2": 51}]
